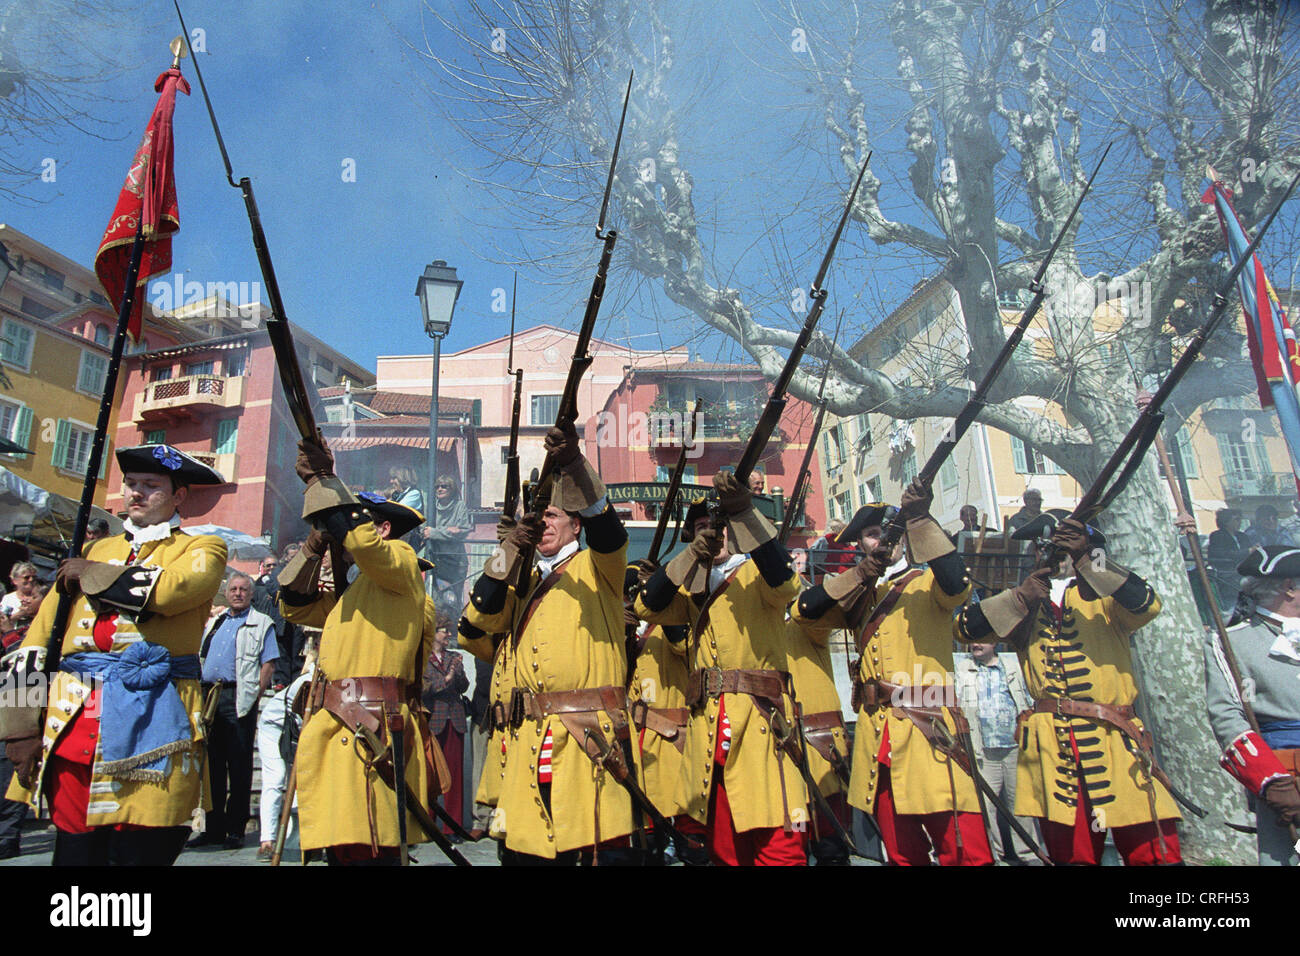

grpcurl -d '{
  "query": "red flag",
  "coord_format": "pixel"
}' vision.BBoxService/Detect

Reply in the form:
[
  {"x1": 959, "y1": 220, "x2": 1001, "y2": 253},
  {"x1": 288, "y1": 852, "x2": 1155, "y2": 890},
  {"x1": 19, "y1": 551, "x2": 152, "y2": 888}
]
[{"x1": 95, "y1": 67, "x2": 190, "y2": 343}]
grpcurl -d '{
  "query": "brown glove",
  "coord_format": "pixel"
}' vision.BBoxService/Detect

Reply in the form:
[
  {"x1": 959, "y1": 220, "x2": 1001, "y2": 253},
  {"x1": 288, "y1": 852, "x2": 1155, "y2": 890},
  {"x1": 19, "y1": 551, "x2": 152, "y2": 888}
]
[
  {"x1": 544, "y1": 417, "x2": 581, "y2": 468},
  {"x1": 1012, "y1": 566, "x2": 1053, "y2": 610},
  {"x1": 977, "y1": 566, "x2": 1052, "y2": 639},
  {"x1": 6, "y1": 736, "x2": 42, "y2": 790},
  {"x1": 1050, "y1": 517, "x2": 1090, "y2": 561},
  {"x1": 898, "y1": 478, "x2": 933, "y2": 521},
  {"x1": 629, "y1": 558, "x2": 659, "y2": 587},
  {"x1": 1262, "y1": 776, "x2": 1300, "y2": 825},
  {"x1": 55, "y1": 558, "x2": 95, "y2": 596},
  {"x1": 496, "y1": 516, "x2": 517, "y2": 543},
  {"x1": 713, "y1": 470, "x2": 751, "y2": 516},
  {"x1": 822, "y1": 546, "x2": 889, "y2": 602},
  {"x1": 302, "y1": 529, "x2": 333, "y2": 559},
  {"x1": 296, "y1": 432, "x2": 335, "y2": 485},
  {"x1": 664, "y1": 527, "x2": 723, "y2": 589},
  {"x1": 861, "y1": 543, "x2": 893, "y2": 579},
  {"x1": 505, "y1": 514, "x2": 545, "y2": 551}
]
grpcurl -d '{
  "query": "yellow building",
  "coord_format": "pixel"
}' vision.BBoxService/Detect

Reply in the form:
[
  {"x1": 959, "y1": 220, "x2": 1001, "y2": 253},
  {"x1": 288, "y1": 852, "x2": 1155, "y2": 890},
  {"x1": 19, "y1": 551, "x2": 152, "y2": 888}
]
[{"x1": 818, "y1": 275, "x2": 1294, "y2": 535}]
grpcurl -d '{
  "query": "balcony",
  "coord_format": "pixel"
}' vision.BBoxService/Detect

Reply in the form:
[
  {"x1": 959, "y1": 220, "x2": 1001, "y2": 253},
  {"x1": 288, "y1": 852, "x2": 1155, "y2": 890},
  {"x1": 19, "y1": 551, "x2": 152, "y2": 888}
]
[
  {"x1": 646, "y1": 404, "x2": 767, "y2": 448},
  {"x1": 133, "y1": 375, "x2": 244, "y2": 424},
  {"x1": 186, "y1": 451, "x2": 237, "y2": 484},
  {"x1": 1221, "y1": 471, "x2": 1296, "y2": 500}
]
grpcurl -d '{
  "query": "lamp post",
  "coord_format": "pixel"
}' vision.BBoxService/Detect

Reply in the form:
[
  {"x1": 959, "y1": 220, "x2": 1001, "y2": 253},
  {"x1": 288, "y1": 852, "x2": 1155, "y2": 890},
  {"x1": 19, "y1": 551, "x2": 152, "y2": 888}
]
[{"x1": 415, "y1": 260, "x2": 462, "y2": 534}]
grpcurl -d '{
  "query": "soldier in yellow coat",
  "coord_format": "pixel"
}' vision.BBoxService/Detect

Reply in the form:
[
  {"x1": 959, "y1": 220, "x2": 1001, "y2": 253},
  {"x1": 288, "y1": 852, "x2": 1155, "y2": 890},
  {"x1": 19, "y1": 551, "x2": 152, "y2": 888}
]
[
  {"x1": 277, "y1": 437, "x2": 435, "y2": 865},
  {"x1": 955, "y1": 515, "x2": 1181, "y2": 865},
  {"x1": 792, "y1": 483, "x2": 991, "y2": 865},
  {"x1": 456, "y1": 613, "x2": 512, "y2": 840},
  {"x1": 634, "y1": 473, "x2": 808, "y2": 866},
  {"x1": 3, "y1": 444, "x2": 226, "y2": 865},
  {"x1": 784, "y1": 616, "x2": 852, "y2": 865},
  {"x1": 462, "y1": 419, "x2": 637, "y2": 864}
]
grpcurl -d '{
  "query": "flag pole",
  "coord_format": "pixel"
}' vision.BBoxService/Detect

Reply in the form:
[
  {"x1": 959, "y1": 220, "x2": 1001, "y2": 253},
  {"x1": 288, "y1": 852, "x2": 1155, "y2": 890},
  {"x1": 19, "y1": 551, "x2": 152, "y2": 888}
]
[{"x1": 42, "y1": 223, "x2": 147, "y2": 673}]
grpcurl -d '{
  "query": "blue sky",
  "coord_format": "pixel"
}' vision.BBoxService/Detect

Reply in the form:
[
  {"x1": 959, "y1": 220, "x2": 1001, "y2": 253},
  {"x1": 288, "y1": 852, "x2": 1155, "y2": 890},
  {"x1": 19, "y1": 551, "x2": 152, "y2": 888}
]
[{"x1": 5, "y1": 1, "x2": 1295, "y2": 375}]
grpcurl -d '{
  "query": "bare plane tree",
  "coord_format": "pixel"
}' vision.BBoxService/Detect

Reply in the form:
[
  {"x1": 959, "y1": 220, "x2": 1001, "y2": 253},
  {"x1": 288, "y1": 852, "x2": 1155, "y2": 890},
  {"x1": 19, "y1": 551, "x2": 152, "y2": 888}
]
[{"x1": 417, "y1": 0, "x2": 1300, "y2": 860}]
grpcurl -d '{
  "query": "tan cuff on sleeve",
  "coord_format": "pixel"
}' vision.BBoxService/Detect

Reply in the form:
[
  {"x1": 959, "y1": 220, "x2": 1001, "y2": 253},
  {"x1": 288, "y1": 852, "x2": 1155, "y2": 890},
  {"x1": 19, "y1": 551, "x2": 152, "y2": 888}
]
[
  {"x1": 1073, "y1": 550, "x2": 1129, "y2": 598},
  {"x1": 904, "y1": 516, "x2": 955, "y2": 564},
  {"x1": 302, "y1": 475, "x2": 357, "y2": 521},
  {"x1": 980, "y1": 589, "x2": 1032, "y2": 639},
  {"x1": 823, "y1": 565, "x2": 868, "y2": 603},
  {"x1": 726, "y1": 508, "x2": 776, "y2": 554},
  {"x1": 482, "y1": 537, "x2": 524, "y2": 583},
  {"x1": 551, "y1": 457, "x2": 606, "y2": 514},
  {"x1": 665, "y1": 547, "x2": 707, "y2": 593},
  {"x1": 278, "y1": 549, "x2": 322, "y2": 594}
]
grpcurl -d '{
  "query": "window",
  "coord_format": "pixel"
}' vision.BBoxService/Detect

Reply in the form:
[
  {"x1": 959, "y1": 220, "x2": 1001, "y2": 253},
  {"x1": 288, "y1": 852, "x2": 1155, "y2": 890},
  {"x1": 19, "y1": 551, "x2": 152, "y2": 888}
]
[
  {"x1": 1010, "y1": 436, "x2": 1064, "y2": 475},
  {"x1": 93, "y1": 324, "x2": 111, "y2": 346},
  {"x1": 1, "y1": 319, "x2": 34, "y2": 370},
  {"x1": 855, "y1": 414, "x2": 873, "y2": 452},
  {"x1": 835, "y1": 490, "x2": 853, "y2": 520},
  {"x1": 900, "y1": 450, "x2": 918, "y2": 485},
  {"x1": 30, "y1": 262, "x2": 65, "y2": 291},
  {"x1": 19, "y1": 297, "x2": 55, "y2": 320},
  {"x1": 151, "y1": 365, "x2": 173, "y2": 382},
  {"x1": 823, "y1": 424, "x2": 846, "y2": 468},
  {"x1": 501, "y1": 445, "x2": 511, "y2": 465},
  {"x1": 214, "y1": 419, "x2": 238, "y2": 455},
  {"x1": 530, "y1": 394, "x2": 562, "y2": 425},
  {"x1": 867, "y1": 475, "x2": 882, "y2": 502},
  {"x1": 939, "y1": 455, "x2": 958, "y2": 497},
  {"x1": 90, "y1": 291, "x2": 110, "y2": 308},
  {"x1": 225, "y1": 352, "x2": 247, "y2": 377},
  {"x1": 51, "y1": 420, "x2": 107, "y2": 478},
  {"x1": 185, "y1": 360, "x2": 215, "y2": 377},
  {"x1": 1216, "y1": 432, "x2": 1268, "y2": 478},
  {"x1": 0, "y1": 399, "x2": 33, "y2": 457},
  {"x1": 77, "y1": 350, "x2": 109, "y2": 396},
  {"x1": 145, "y1": 429, "x2": 166, "y2": 445},
  {"x1": 1161, "y1": 426, "x2": 1199, "y2": 480}
]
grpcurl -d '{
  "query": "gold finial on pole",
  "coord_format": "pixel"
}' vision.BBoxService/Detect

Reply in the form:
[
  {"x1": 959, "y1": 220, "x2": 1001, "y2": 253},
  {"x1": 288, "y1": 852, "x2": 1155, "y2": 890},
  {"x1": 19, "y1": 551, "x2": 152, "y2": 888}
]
[{"x1": 170, "y1": 36, "x2": 188, "y2": 68}]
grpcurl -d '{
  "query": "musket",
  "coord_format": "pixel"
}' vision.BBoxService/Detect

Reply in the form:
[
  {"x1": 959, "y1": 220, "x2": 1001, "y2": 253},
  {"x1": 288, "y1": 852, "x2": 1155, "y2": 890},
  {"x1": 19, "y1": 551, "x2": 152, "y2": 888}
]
[
  {"x1": 1049, "y1": 166, "x2": 1300, "y2": 538},
  {"x1": 502, "y1": 273, "x2": 524, "y2": 520},
  {"x1": 646, "y1": 398, "x2": 704, "y2": 565},
  {"x1": 875, "y1": 143, "x2": 1112, "y2": 549},
  {"x1": 174, "y1": 1, "x2": 347, "y2": 573},
  {"x1": 778, "y1": 313, "x2": 843, "y2": 546},
  {"x1": 512, "y1": 72, "x2": 634, "y2": 590}
]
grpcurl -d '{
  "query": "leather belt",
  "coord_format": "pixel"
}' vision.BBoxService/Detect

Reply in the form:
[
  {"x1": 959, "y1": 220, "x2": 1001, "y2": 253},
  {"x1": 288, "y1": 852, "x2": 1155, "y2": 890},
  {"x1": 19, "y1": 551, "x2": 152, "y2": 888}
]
[
  {"x1": 852, "y1": 677, "x2": 959, "y2": 713},
  {"x1": 629, "y1": 699, "x2": 690, "y2": 750},
  {"x1": 513, "y1": 685, "x2": 627, "y2": 725},
  {"x1": 685, "y1": 667, "x2": 786, "y2": 709},
  {"x1": 1277, "y1": 748, "x2": 1300, "y2": 777},
  {"x1": 321, "y1": 676, "x2": 410, "y2": 737}
]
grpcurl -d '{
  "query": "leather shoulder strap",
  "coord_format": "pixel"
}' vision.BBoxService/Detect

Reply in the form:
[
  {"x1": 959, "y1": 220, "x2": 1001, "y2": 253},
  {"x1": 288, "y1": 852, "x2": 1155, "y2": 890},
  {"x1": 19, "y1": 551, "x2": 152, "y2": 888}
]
[
  {"x1": 854, "y1": 568, "x2": 924, "y2": 656},
  {"x1": 693, "y1": 565, "x2": 744, "y2": 637},
  {"x1": 512, "y1": 555, "x2": 576, "y2": 647}
]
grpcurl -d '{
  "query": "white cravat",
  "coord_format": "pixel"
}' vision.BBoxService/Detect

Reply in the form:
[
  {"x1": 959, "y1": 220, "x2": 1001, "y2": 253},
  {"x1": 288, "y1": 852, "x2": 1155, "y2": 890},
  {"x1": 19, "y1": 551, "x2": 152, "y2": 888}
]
[
  {"x1": 708, "y1": 553, "x2": 748, "y2": 594},
  {"x1": 126, "y1": 513, "x2": 181, "y2": 545},
  {"x1": 1257, "y1": 610, "x2": 1300, "y2": 663},
  {"x1": 537, "y1": 540, "x2": 580, "y2": 578}
]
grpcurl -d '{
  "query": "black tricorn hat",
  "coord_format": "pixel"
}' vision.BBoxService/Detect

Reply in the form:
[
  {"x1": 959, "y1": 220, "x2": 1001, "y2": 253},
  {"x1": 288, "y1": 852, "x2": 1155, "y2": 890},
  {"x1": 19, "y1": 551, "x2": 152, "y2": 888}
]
[
  {"x1": 1236, "y1": 544, "x2": 1300, "y2": 579},
  {"x1": 834, "y1": 503, "x2": 899, "y2": 547},
  {"x1": 356, "y1": 491, "x2": 425, "y2": 539},
  {"x1": 680, "y1": 496, "x2": 714, "y2": 543},
  {"x1": 417, "y1": 556, "x2": 435, "y2": 574},
  {"x1": 116, "y1": 443, "x2": 225, "y2": 487}
]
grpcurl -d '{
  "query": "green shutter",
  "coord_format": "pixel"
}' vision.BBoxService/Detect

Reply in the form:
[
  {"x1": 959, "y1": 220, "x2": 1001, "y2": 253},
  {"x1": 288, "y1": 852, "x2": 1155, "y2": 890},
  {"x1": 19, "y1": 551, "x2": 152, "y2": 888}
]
[
  {"x1": 50, "y1": 419, "x2": 71, "y2": 469},
  {"x1": 1176, "y1": 427, "x2": 1198, "y2": 479},
  {"x1": 13, "y1": 406, "x2": 32, "y2": 454},
  {"x1": 215, "y1": 418, "x2": 238, "y2": 455},
  {"x1": 1010, "y1": 436, "x2": 1028, "y2": 473},
  {"x1": 471, "y1": 399, "x2": 482, "y2": 427},
  {"x1": 98, "y1": 439, "x2": 110, "y2": 479}
]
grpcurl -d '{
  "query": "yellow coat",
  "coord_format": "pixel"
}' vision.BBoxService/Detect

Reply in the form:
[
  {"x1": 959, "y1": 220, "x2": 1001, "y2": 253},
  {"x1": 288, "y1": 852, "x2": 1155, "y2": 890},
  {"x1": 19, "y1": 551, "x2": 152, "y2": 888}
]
[
  {"x1": 464, "y1": 543, "x2": 635, "y2": 858},
  {"x1": 459, "y1": 632, "x2": 514, "y2": 815},
  {"x1": 627, "y1": 625, "x2": 690, "y2": 817},
  {"x1": 279, "y1": 524, "x2": 433, "y2": 852},
  {"x1": 792, "y1": 566, "x2": 975, "y2": 815},
  {"x1": 784, "y1": 619, "x2": 850, "y2": 798},
  {"x1": 1013, "y1": 584, "x2": 1179, "y2": 827},
  {"x1": 634, "y1": 559, "x2": 807, "y2": 834},
  {"x1": 7, "y1": 529, "x2": 227, "y2": 827}
]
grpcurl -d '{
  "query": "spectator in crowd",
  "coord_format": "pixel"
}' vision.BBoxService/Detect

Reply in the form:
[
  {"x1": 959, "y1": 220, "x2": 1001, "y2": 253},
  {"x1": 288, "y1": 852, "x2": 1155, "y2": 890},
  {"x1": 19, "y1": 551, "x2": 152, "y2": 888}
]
[
  {"x1": 422, "y1": 610, "x2": 469, "y2": 837},
  {"x1": 195, "y1": 571, "x2": 278, "y2": 850},
  {"x1": 1207, "y1": 508, "x2": 1249, "y2": 614},
  {"x1": 251, "y1": 550, "x2": 307, "y2": 860},
  {"x1": 465, "y1": 655, "x2": 494, "y2": 840},
  {"x1": 83, "y1": 518, "x2": 111, "y2": 543},
  {"x1": 748, "y1": 471, "x2": 766, "y2": 495},
  {"x1": 1279, "y1": 499, "x2": 1300, "y2": 544},
  {"x1": 1245, "y1": 504, "x2": 1296, "y2": 550},
  {"x1": 421, "y1": 475, "x2": 471, "y2": 604},
  {"x1": 387, "y1": 466, "x2": 426, "y2": 550},
  {"x1": 1, "y1": 584, "x2": 45, "y2": 650},
  {"x1": 1, "y1": 562, "x2": 40, "y2": 618},
  {"x1": 954, "y1": 640, "x2": 1037, "y2": 864},
  {"x1": 1008, "y1": 488, "x2": 1043, "y2": 531},
  {"x1": 808, "y1": 519, "x2": 855, "y2": 581}
]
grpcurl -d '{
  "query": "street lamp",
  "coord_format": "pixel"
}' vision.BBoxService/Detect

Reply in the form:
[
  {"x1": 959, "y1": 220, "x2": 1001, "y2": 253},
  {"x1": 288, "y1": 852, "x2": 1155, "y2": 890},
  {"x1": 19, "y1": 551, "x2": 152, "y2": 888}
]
[{"x1": 415, "y1": 260, "x2": 462, "y2": 543}]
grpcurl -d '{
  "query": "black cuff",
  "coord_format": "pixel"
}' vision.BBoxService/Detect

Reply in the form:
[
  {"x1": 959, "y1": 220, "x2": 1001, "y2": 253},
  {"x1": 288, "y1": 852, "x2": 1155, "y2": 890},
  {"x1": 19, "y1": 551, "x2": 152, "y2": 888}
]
[
  {"x1": 1112, "y1": 572, "x2": 1156, "y2": 613},
  {"x1": 457, "y1": 615, "x2": 487, "y2": 642},
  {"x1": 662, "y1": 624, "x2": 688, "y2": 645},
  {"x1": 641, "y1": 568, "x2": 678, "y2": 613},
  {"x1": 322, "y1": 507, "x2": 368, "y2": 544},
  {"x1": 928, "y1": 551, "x2": 970, "y2": 597},
  {"x1": 581, "y1": 505, "x2": 627, "y2": 555},
  {"x1": 797, "y1": 584, "x2": 836, "y2": 621},
  {"x1": 751, "y1": 539, "x2": 794, "y2": 589},
  {"x1": 469, "y1": 573, "x2": 509, "y2": 616},
  {"x1": 956, "y1": 602, "x2": 994, "y2": 642},
  {"x1": 278, "y1": 588, "x2": 317, "y2": 608}
]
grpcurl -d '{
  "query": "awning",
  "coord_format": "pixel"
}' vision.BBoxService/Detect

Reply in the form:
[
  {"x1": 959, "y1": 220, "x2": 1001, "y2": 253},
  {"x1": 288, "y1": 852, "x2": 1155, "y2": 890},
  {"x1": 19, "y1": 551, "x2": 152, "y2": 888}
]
[
  {"x1": 331, "y1": 435, "x2": 458, "y2": 452},
  {"x1": 1201, "y1": 407, "x2": 1276, "y2": 437},
  {"x1": 0, "y1": 465, "x2": 121, "y2": 547}
]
